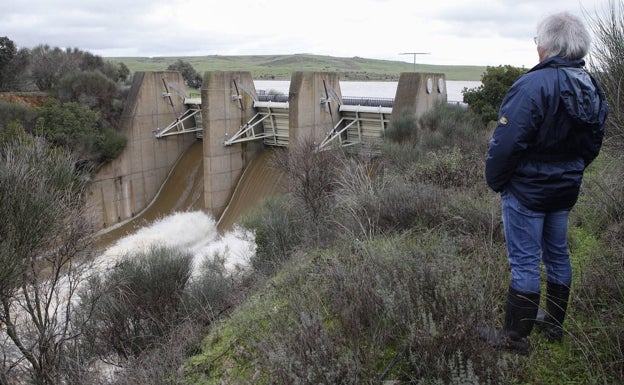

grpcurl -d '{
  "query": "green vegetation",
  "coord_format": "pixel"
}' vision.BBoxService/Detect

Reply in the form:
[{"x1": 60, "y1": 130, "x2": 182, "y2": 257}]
[
  {"x1": 167, "y1": 59, "x2": 203, "y2": 89},
  {"x1": 107, "y1": 54, "x2": 488, "y2": 81},
  {"x1": 35, "y1": 98, "x2": 127, "y2": 166},
  {"x1": 0, "y1": 37, "x2": 129, "y2": 170},
  {"x1": 462, "y1": 65, "x2": 528, "y2": 123}
]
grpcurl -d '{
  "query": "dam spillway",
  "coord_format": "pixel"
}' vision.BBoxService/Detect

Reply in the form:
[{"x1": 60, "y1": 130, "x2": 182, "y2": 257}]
[{"x1": 88, "y1": 70, "x2": 448, "y2": 234}]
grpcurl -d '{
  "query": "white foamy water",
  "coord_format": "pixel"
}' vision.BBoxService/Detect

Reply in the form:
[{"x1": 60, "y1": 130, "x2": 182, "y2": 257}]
[{"x1": 99, "y1": 211, "x2": 255, "y2": 275}]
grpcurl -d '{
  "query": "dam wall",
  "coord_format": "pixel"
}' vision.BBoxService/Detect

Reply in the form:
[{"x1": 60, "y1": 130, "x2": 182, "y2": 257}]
[
  {"x1": 87, "y1": 71, "x2": 196, "y2": 229},
  {"x1": 91, "y1": 70, "x2": 447, "y2": 232}
]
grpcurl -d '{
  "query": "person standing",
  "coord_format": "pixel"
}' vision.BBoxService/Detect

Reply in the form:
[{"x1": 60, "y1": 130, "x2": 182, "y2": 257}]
[{"x1": 480, "y1": 11, "x2": 608, "y2": 355}]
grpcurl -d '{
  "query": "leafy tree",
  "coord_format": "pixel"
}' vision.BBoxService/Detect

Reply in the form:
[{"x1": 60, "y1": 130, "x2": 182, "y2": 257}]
[
  {"x1": 462, "y1": 65, "x2": 527, "y2": 123},
  {"x1": 35, "y1": 98, "x2": 100, "y2": 160},
  {"x1": 100, "y1": 61, "x2": 130, "y2": 83},
  {"x1": 55, "y1": 70, "x2": 120, "y2": 123},
  {"x1": 0, "y1": 36, "x2": 15, "y2": 68},
  {"x1": 35, "y1": 98, "x2": 127, "y2": 167},
  {"x1": 30, "y1": 45, "x2": 128, "y2": 93},
  {"x1": 0, "y1": 36, "x2": 30, "y2": 91},
  {"x1": 30, "y1": 45, "x2": 78, "y2": 91},
  {"x1": 0, "y1": 137, "x2": 92, "y2": 384},
  {"x1": 167, "y1": 59, "x2": 203, "y2": 89}
]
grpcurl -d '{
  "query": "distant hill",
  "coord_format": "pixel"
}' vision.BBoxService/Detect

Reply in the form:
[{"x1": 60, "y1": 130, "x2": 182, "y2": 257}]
[{"x1": 106, "y1": 54, "x2": 486, "y2": 81}]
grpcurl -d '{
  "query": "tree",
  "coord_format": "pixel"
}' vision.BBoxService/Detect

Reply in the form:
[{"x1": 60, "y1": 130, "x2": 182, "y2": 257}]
[
  {"x1": 30, "y1": 45, "x2": 127, "y2": 93},
  {"x1": 0, "y1": 137, "x2": 93, "y2": 384},
  {"x1": 0, "y1": 37, "x2": 30, "y2": 91},
  {"x1": 0, "y1": 37, "x2": 16, "y2": 68},
  {"x1": 35, "y1": 98, "x2": 100, "y2": 162},
  {"x1": 167, "y1": 59, "x2": 203, "y2": 89},
  {"x1": 54, "y1": 70, "x2": 120, "y2": 124},
  {"x1": 35, "y1": 98, "x2": 127, "y2": 168},
  {"x1": 100, "y1": 61, "x2": 130, "y2": 83},
  {"x1": 462, "y1": 65, "x2": 527, "y2": 123},
  {"x1": 30, "y1": 45, "x2": 76, "y2": 91}
]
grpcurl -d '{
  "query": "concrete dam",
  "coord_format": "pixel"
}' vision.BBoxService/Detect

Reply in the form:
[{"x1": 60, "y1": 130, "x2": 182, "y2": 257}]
[{"x1": 88, "y1": 70, "x2": 448, "y2": 236}]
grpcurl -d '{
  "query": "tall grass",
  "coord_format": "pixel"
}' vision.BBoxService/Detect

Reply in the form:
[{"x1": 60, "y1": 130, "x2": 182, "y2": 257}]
[{"x1": 588, "y1": 0, "x2": 624, "y2": 151}]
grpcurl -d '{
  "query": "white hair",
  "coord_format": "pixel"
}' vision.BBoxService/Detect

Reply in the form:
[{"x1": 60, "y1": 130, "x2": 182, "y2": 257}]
[{"x1": 536, "y1": 11, "x2": 591, "y2": 60}]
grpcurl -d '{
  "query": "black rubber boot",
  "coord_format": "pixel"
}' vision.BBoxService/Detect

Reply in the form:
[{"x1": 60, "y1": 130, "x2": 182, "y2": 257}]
[
  {"x1": 479, "y1": 286, "x2": 540, "y2": 355},
  {"x1": 536, "y1": 281, "x2": 570, "y2": 342}
]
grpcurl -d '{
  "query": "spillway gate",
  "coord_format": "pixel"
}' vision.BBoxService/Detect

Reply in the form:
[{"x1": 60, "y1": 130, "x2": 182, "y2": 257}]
[{"x1": 155, "y1": 81, "x2": 402, "y2": 151}]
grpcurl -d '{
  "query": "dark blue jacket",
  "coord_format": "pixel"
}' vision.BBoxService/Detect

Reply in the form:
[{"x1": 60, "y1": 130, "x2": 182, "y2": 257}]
[{"x1": 485, "y1": 57, "x2": 608, "y2": 212}]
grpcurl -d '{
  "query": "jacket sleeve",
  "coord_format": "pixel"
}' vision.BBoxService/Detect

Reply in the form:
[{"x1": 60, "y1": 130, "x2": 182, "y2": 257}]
[{"x1": 485, "y1": 82, "x2": 541, "y2": 192}]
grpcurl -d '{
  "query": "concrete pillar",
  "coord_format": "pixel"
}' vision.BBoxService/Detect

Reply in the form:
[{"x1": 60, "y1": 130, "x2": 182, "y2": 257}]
[
  {"x1": 202, "y1": 71, "x2": 262, "y2": 219},
  {"x1": 288, "y1": 72, "x2": 342, "y2": 145},
  {"x1": 393, "y1": 72, "x2": 447, "y2": 118},
  {"x1": 87, "y1": 71, "x2": 196, "y2": 230}
]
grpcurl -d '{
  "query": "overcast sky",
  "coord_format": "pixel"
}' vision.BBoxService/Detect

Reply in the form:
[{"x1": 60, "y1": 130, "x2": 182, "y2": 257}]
[{"x1": 2, "y1": 0, "x2": 613, "y2": 68}]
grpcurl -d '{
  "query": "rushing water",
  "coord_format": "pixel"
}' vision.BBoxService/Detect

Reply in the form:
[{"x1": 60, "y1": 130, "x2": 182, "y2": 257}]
[{"x1": 100, "y1": 211, "x2": 255, "y2": 274}]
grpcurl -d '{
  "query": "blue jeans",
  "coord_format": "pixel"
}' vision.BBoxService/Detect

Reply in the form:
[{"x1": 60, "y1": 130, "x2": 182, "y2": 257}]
[{"x1": 501, "y1": 190, "x2": 572, "y2": 293}]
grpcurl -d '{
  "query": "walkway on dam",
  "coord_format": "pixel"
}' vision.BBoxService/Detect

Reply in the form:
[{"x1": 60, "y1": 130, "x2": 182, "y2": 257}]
[{"x1": 154, "y1": 89, "x2": 395, "y2": 152}]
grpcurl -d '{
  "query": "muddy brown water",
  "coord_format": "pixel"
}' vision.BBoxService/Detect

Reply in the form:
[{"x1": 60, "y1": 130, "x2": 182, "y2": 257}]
[
  {"x1": 217, "y1": 149, "x2": 286, "y2": 232},
  {"x1": 96, "y1": 142, "x2": 286, "y2": 250}
]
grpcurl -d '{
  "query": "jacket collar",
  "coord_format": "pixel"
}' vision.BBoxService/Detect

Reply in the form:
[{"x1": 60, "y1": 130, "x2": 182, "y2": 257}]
[{"x1": 530, "y1": 56, "x2": 585, "y2": 72}]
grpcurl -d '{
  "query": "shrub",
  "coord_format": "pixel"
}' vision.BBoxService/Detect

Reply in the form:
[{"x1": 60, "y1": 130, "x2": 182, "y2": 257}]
[
  {"x1": 35, "y1": 98, "x2": 127, "y2": 168},
  {"x1": 462, "y1": 65, "x2": 528, "y2": 123},
  {"x1": 241, "y1": 195, "x2": 303, "y2": 276},
  {"x1": 419, "y1": 101, "x2": 489, "y2": 153},
  {"x1": 95, "y1": 126, "x2": 128, "y2": 163},
  {"x1": 333, "y1": 152, "x2": 477, "y2": 239},
  {"x1": 55, "y1": 70, "x2": 123, "y2": 126},
  {"x1": 271, "y1": 139, "x2": 341, "y2": 246},
  {"x1": 0, "y1": 101, "x2": 36, "y2": 132},
  {"x1": 386, "y1": 108, "x2": 418, "y2": 144},
  {"x1": 184, "y1": 254, "x2": 241, "y2": 323},
  {"x1": 79, "y1": 246, "x2": 194, "y2": 360}
]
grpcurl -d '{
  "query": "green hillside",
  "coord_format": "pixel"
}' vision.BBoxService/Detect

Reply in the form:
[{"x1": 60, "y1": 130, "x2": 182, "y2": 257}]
[{"x1": 106, "y1": 54, "x2": 487, "y2": 81}]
